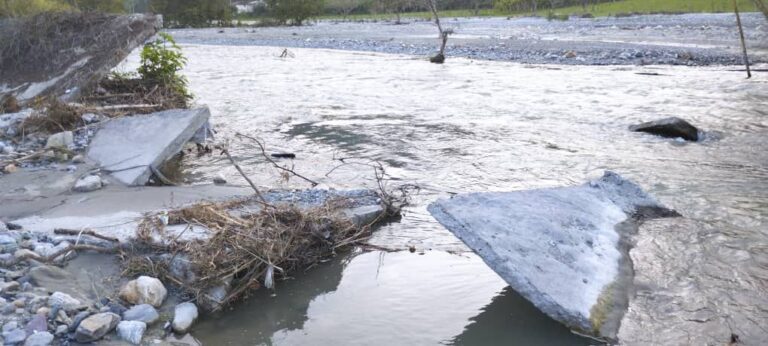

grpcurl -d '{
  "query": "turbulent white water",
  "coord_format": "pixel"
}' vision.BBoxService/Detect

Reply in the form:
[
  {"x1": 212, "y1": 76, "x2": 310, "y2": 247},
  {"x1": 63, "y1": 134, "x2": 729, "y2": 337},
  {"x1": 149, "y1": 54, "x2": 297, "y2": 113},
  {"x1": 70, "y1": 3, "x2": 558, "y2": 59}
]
[{"x1": 118, "y1": 44, "x2": 768, "y2": 345}]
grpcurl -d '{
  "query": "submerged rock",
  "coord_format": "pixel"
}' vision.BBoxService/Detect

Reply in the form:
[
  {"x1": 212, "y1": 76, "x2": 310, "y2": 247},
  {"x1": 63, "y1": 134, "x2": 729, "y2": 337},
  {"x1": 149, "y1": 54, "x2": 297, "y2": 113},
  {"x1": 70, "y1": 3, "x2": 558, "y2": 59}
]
[
  {"x1": 119, "y1": 276, "x2": 167, "y2": 307},
  {"x1": 75, "y1": 312, "x2": 120, "y2": 342},
  {"x1": 428, "y1": 171, "x2": 677, "y2": 338},
  {"x1": 73, "y1": 175, "x2": 102, "y2": 193},
  {"x1": 629, "y1": 117, "x2": 699, "y2": 141},
  {"x1": 172, "y1": 302, "x2": 199, "y2": 334}
]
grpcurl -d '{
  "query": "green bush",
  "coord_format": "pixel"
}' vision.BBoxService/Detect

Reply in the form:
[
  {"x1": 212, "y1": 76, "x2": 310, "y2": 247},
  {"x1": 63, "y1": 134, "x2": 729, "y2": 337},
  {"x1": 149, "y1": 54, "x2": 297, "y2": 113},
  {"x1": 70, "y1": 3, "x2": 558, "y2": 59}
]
[
  {"x1": 138, "y1": 33, "x2": 191, "y2": 101},
  {"x1": 0, "y1": 0, "x2": 71, "y2": 18},
  {"x1": 266, "y1": 0, "x2": 325, "y2": 25}
]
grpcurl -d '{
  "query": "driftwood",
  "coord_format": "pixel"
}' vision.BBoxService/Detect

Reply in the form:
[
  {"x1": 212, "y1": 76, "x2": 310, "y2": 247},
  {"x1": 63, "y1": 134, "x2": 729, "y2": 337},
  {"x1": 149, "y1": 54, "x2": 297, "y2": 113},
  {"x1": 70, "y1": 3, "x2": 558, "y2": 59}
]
[{"x1": 53, "y1": 228, "x2": 120, "y2": 243}]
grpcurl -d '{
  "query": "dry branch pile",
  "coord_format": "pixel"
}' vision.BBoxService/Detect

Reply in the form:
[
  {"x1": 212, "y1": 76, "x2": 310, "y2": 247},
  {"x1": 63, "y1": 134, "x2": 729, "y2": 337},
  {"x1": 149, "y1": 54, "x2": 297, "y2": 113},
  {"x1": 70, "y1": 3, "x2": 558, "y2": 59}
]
[{"x1": 124, "y1": 194, "x2": 396, "y2": 310}]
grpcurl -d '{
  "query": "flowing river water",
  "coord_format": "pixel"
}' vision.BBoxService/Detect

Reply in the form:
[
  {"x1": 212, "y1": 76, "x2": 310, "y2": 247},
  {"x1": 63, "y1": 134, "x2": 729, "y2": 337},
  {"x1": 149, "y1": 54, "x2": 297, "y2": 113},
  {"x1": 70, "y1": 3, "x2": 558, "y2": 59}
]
[{"x1": 120, "y1": 44, "x2": 767, "y2": 345}]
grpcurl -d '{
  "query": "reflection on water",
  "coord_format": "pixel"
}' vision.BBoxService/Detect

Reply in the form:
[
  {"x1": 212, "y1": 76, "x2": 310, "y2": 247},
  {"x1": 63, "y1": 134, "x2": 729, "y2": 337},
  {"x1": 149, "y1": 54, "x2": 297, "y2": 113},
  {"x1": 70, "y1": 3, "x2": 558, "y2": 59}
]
[
  {"x1": 195, "y1": 251, "x2": 587, "y2": 345},
  {"x1": 117, "y1": 45, "x2": 768, "y2": 345}
]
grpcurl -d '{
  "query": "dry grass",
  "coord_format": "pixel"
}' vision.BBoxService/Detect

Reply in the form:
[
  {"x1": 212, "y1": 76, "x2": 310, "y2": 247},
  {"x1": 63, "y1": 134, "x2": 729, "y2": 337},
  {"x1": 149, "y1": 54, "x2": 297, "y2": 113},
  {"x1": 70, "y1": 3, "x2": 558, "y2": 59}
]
[
  {"x1": 124, "y1": 195, "x2": 391, "y2": 310},
  {"x1": 81, "y1": 75, "x2": 190, "y2": 114},
  {"x1": 20, "y1": 98, "x2": 83, "y2": 134}
]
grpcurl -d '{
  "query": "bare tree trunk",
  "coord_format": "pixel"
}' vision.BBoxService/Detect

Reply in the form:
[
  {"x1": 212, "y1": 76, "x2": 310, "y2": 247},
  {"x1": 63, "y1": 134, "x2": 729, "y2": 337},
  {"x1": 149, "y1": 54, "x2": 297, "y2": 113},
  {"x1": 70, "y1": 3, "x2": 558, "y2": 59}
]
[
  {"x1": 734, "y1": 0, "x2": 752, "y2": 78},
  {"x1": 427, "y1": 0, "x2": 448, "y2": 63}
]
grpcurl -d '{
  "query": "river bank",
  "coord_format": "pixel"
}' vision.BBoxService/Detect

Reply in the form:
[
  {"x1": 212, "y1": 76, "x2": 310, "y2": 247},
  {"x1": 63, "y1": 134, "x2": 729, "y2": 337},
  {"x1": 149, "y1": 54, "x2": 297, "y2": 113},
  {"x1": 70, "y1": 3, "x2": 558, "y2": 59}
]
[{"x1": 170, "y1": 13, "x2": 768, "y2": 66}]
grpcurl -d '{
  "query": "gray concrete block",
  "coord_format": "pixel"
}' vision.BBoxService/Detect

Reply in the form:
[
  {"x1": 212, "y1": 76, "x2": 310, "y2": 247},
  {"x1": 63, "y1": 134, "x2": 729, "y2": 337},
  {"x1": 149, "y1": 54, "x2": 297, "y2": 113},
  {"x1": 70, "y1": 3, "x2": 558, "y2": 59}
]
[
  {"x1": 428, "y1": 171, "x2": 673, "y2": 337},
  {"x1": 87, "y1": 108, "x2": 210, "y2": 186}
]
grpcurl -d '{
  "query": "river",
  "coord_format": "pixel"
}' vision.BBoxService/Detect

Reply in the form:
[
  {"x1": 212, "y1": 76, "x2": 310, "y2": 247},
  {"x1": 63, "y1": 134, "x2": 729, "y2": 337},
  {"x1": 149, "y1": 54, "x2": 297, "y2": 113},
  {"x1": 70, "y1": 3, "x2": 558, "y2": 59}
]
[{"x1": 119, "y1": 43, "x2": 767, "y2": 345}]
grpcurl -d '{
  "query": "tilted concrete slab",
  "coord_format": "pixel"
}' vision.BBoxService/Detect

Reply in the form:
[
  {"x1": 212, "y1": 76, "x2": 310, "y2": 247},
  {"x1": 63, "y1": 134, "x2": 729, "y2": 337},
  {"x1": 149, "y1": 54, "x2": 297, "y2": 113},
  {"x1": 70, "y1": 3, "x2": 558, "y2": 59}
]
[
  {"x1": 87, "y1": 108, "x2": 210, "y2": 186},
  {"x1": 0, "y1": 13, "x2": 161, "y2": 103},
  {"x1": 428, "y1": 172, "x2": 676, "y2": 338}
]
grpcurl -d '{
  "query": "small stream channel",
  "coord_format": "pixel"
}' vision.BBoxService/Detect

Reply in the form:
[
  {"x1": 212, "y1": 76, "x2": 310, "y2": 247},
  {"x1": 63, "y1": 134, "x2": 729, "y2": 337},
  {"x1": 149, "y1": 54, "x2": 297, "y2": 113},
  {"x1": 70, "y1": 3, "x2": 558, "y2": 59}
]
[{"x1": 119, "y1": 44, "x2": 767, "y2": 345}]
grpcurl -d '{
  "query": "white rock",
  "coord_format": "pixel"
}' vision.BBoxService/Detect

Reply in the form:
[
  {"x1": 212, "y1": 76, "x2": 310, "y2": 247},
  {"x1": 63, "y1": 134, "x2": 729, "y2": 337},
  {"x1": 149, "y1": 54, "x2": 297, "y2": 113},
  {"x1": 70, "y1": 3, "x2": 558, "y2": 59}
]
[
  {"x1": 119, "y1": 276, "x2": 167, "y2": 307},
  {"x1": 117, "y1": 320, "x2": 146, "y2": 345},
  {"x1": 122, "y1": 304, "x2": 159, "y2": 324},
  {"x1": 45, "y1": 131, "x2": 74, "y2": 149},
  {"x1": 172, "y1": 302, "x2": 199, "y2": 334},
  {"x1": 73, "y1": 175, "x2": 102, "y2": 193},
  {"x1": 49, "y1": 292, "x2": 82, "y2": 311}
]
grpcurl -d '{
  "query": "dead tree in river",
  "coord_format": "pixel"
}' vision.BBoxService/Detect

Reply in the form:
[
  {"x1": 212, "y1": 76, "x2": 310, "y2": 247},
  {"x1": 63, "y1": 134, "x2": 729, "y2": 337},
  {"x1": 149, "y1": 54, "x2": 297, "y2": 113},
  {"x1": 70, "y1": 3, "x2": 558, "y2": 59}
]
[
  {"x1": 427, "y1": 0, "x2": 451, "y2": 64},
  {"x1": 734, "y1": 0, "x2": 752, "y2": 78}
]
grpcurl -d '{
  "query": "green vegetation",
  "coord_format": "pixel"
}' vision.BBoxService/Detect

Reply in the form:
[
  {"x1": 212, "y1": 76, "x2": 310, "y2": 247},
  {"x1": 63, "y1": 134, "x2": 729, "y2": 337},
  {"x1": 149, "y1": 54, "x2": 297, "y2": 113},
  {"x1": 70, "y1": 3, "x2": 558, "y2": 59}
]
[
  {"x1": 149, "y1": 0, "x2": 233, "y2": 27},
  {"x1": 138, "y1": 32, "x2": 192, "y2": 102},
  {"x1": 266, "y1": 0, "x2": 325, "y2": 25},
  {"x1": 525, "y1": 0, "x2": 759, "y2": 18},
  {"x1": 0, "y1": 0, "x2": 128, "y2": 17}
]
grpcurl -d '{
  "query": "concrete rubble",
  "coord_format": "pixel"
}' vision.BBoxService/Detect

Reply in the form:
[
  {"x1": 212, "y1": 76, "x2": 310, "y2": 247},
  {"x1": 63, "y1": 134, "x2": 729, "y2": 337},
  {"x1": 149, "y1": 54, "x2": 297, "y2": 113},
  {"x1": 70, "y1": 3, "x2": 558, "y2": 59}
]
[
  {"x1": 87, "y1": 107, "x2": 211, "y2": 186},
  {"x1": 428, "y1": 171, "x2": 678, "y2": 339},
  {"x1": 0, "y1": 13, "x2": 162, "y2": 104}
]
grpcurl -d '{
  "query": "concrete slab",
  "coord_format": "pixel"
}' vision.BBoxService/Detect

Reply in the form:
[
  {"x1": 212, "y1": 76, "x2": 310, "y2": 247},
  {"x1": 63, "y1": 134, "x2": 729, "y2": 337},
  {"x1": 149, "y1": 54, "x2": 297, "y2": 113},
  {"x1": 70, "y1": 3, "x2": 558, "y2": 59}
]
[
  {"x1": 427, "y1": 172, "x2": 675, "y2": 338},
  {"x1": 87, "y1": 108, "x2": 210, "y2": 186}
]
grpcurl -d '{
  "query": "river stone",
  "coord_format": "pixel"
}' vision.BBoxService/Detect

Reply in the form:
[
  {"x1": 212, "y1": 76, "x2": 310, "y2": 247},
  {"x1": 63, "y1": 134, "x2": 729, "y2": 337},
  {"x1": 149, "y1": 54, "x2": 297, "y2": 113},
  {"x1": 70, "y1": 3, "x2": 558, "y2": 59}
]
[
  {"x1": 45, "y1": 131, "x2": 74, "y2": 149},
  {"x1": 629, "y1": 117, "x2": 699, "y2": 141},
  {"x1": 172, "y1": 302, "x2": 198, "y2": 334},
  {"x1": 0, "y1": 233, "x2": 18, "y2": 253},
  {"x1": 73, "y1": 175, "x2": 102, "y2": 193},
  {"x1": 0, "y1": 281, "x2": 20, "y2": 293},
  {"x1": 69, "y1": 311, "x2": 91, "y2": 332},
  {"x1": 116, "y1": 320, "x2": 146, "y2": 345},
  {"x1": 75, "y1": 312, "x2": 120, "y2": 343},
  {"x1": 49, "y1": 292, "x2": 82, "y2": 312},
  {"x1": 427, "y1": 171, "x2": 677, "y2": 337},
  {"x1": 24, "y1": 314, "x2": 47, "y2": 335},
  {"x1": 87, "y1": 108, "x2": 211, "y2": 186},
  {"x1": 119, "y1": 276, "x2": 167, "y2": 307},
  {"x1": 122, "y1": 304, "x2": 159, "y2": 324},
  {"x1": 3, "y1": 328, "x2": 27, "y2": 344},
  {"x1": 24, "y1": 331, "x2": 53, "y2": 346}
]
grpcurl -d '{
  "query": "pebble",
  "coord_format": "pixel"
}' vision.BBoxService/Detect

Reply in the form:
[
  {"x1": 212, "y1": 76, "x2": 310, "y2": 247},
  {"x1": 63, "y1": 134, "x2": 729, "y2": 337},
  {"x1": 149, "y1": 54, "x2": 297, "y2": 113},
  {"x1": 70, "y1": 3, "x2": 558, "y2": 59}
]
[
  {"x1": 49, "y1": 292, "x2": 82, "y2": 312},
  {"x1": 0, "y1": 281, "x2": 20, "y2": 293},
  {"x1": 119, "y1": 276, "x2": 167, "y2": 307},
  {"x1": 3, "y1": 328, "x2": 27, "y2": 344},
  {"x1": 24, "y1": 314, "x2": 48, "y2": 334},
  {"x1": 75, "y1": 312, "x2": 120, "y2": 343}
]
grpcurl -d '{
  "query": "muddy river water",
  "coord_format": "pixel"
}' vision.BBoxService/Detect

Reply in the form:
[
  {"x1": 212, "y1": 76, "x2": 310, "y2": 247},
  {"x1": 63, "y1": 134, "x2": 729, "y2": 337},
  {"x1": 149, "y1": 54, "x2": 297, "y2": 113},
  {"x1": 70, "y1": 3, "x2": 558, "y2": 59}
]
[{"x1": 120, "y1": 43, "x2": 767, "y2": 345}]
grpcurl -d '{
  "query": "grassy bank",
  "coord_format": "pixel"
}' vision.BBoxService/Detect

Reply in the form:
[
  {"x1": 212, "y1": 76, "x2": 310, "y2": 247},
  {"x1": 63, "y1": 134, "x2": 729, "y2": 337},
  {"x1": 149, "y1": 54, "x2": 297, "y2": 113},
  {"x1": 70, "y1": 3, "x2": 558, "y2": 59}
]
[{"x1": 311, "y1": 0, "x2": 759, "y2": 21}]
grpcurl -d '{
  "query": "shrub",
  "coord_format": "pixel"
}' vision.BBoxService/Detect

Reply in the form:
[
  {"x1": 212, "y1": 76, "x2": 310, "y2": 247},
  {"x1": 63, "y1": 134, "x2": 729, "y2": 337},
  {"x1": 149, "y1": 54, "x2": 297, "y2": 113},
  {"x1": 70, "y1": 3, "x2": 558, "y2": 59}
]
[
  {"x1": 266, "y1": 0, "x2": 324, "y2": 25},
  {"x1": 138, "y1": 33, "x2": 191, "y2": 102}
]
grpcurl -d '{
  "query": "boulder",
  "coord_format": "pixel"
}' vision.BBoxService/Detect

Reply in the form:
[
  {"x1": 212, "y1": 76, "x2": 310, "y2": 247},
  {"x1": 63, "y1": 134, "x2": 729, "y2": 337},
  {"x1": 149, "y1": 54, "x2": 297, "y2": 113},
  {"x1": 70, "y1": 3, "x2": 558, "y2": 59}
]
[
  {"x1": 87, "y1": 108, "x2": 211, "y2": 186},
  {"x1": 122, "y1": 304, "x2": 159, "y2": 324},
  {"x1": 119, "y1": 276, "x2": 167, "y2": 307},
  {"x1": 23, "y1": 331, "x2": 53, "y2": 346},
  {"x1": 172, "y1": 302, "x2": 199, "y2": 334},
  {"x1": 73, "y1": 175, "x2": 102, "y2": 193},
  {"x1": 428, "y1": 171, "x2": 677, "y2": 337},
  {"x1": 74, "y1": 312, "x2": 120, "y2": 343},
  {"x1": 116, "y1": 320, "x2": 146, "y2": 345},
  {"x1": 44, "y1": 131, "x2": 74, "y2": 149},
  {"x1": 629, "y1": 117, "x2": 699, "y2": 141}
]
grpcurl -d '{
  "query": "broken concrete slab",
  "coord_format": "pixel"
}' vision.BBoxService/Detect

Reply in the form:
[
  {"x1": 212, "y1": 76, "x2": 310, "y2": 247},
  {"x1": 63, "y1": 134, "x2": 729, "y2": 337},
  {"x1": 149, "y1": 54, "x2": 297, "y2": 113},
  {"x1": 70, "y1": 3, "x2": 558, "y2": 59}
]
[
  {"x1": 0, "y1": 13, "x2": 161, "y2": 104},
  {"x1": 428, "y1": 171, "x2": 677, "y2": 338},
  {"x1": 87, "y1": 108, "x2": 210, "y2": 186},
  {"x1": 10, "y1": 186, "x2": 386, "y2": 244}
]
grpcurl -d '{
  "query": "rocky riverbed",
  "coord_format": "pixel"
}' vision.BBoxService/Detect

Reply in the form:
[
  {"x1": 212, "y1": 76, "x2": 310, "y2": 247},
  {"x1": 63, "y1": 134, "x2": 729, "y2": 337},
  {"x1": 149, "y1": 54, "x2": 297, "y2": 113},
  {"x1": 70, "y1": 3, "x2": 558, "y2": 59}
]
[{"x1": 169, "y1": 13, "x2": 768, "y2": 66}]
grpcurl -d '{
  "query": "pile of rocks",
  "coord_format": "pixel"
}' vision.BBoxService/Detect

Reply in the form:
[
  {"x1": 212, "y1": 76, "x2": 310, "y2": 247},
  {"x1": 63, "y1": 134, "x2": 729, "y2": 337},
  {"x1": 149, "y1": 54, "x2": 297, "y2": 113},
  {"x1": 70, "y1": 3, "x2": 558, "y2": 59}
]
[{"x1": 0, "y1": 223, "x2": 202, "y2": 345}]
